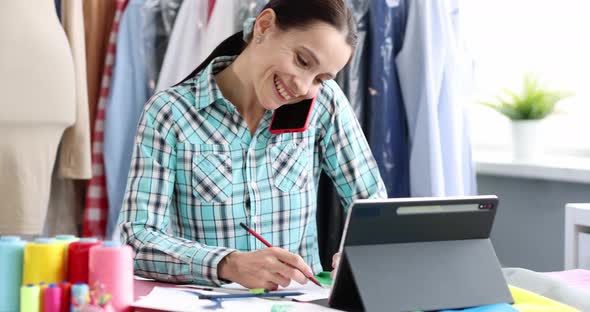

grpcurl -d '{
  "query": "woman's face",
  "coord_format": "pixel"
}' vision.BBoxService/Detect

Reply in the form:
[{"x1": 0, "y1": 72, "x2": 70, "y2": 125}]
[{"x1": 248, "y1": 12, "x2": 353, "y2": 110}]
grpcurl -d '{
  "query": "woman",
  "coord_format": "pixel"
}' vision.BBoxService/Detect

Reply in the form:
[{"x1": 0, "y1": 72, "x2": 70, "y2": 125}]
[{"x1": 119, "y1": 0, "x2": 387, "y2": 289}]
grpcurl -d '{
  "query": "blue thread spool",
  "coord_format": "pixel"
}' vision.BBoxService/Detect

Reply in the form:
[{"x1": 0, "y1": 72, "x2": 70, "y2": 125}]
[
  {"x1": 0, "y1": 236, "x2": 26, "y2": 312},
  {"x1": 54, "y1": 234, "x2": 78, "y2": 242},
  {"x1": 70, "y1": 283, "x2": 89, "y2": 312}
]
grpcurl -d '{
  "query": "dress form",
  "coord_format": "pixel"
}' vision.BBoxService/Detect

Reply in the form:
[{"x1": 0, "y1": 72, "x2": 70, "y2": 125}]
[{"x1": 0, "y1": 0, "x2": 76, "y2": 234}]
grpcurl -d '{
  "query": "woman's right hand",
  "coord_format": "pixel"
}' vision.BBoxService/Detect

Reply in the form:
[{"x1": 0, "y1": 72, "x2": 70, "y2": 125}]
[{"x1": 218, "y1": 248, "x2": 313, "y2": 290}]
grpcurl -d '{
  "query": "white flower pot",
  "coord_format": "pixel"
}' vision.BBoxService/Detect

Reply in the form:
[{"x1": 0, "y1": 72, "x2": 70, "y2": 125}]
[{"x1": 511, "y1": 120, "x2": 544, "y2": 161}]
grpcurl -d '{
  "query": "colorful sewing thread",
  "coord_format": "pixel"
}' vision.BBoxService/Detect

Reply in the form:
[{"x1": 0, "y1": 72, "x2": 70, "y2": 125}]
[{"x1": 0, "y1": 236, "x2": 26, "y2": 312}]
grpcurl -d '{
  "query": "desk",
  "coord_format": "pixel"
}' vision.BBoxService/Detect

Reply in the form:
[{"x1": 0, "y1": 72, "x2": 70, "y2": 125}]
[
  {"x1": 131, "y1": 270, "x2": 590, "y2": 312},
  {"x1": 564, "y1": 203, "x2": 590, "y2": 269},
  {"x1": 132, "y1": 279, "x2": 336, "y2": 312}
]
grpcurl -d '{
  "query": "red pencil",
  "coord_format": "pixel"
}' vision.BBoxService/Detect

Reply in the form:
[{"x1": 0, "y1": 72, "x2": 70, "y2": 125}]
[{"x1": 239, "y1": 222, "x2": 323, "y2": 288}]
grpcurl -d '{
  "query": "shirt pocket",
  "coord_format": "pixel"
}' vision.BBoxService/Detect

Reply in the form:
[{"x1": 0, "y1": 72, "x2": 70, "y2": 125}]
[
  {"x1": 270, "y1": 143, "x2": 310, "y2": 193},
  {"x1": 192, "y1": 150, "x2": 233, "y2": 203}
]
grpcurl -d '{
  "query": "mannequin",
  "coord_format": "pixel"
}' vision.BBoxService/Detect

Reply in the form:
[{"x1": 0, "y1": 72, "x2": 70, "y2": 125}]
[{"x1": 0, "y1": 0, "x2": 76, "y2": 234}]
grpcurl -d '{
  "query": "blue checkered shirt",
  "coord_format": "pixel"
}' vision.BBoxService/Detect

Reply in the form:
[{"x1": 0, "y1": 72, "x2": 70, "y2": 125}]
[{"x1": 119, "y1": 56, "x2": 387, "y2": 286}]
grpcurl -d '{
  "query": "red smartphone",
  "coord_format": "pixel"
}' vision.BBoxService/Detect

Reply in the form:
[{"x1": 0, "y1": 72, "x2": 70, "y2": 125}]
[{"x1": 269, "y1": 97, "x2": 316, "y2": 134}]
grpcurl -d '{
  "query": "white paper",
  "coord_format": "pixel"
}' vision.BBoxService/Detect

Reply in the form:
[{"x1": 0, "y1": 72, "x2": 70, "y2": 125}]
[
  {"x1": 132, "y1": 287, "x2": 279, "y2": 312},
  {"x1": 221, "y1": 281, "x2": 331, "y2": 302}
]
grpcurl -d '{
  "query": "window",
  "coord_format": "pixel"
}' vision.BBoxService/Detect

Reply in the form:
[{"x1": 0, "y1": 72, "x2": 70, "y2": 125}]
[{"x1": 462, "y1": 0, "x2": 590, "y2": 157}]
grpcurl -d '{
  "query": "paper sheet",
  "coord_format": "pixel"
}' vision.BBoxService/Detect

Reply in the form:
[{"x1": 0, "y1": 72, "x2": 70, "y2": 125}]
[
  {"x1": 132, "y1": 287, "x2": 279, "y2": 312},
  {"x1": 221, "y1": 281, "x2": 331, "y2": 302}
]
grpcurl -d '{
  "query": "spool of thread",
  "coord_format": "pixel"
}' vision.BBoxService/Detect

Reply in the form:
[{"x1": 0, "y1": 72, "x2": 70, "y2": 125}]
[
  {"x1": 20, "y1": 284, "x2": 40, "y2": 312},
  {"x1": 55, "y1": 234, "x2": 78, "y2": 242},
  {"x1": 42, "y1": 283, "x2": 62, "y2": 312},
  {"x1": 38, "y1": 282, "x2": 47, "y2": 307},
  {"x1": 0, "y1": 236, "x2": 26, "y2": 312},
  {"x1": 67, "y1": 238, "x2": 101, "y2": 284},
  {"x1": 22, "y1": 238, "x2": 66, "y2": 285},
  {"x1": 55, "y1": 235, "x2": 78, "y2": 278},
  {"x1": 59, "y1": 282, "x2": 71, "y2": 312},
  {"x1": 88, "y1": 241, "x2": 134, "y2": 312},
  {"x1": 71, "y1": 283, "x2": 89, "y2": 312}
]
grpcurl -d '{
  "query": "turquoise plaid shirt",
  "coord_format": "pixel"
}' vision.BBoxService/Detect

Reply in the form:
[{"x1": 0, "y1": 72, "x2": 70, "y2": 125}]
[{"x1": 119, "y1": 56, "x2": 387, "y2": 286}]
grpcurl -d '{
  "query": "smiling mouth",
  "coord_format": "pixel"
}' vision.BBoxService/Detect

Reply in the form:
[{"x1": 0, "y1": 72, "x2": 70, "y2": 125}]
[{"x1": 274, "y1": 75, "x2": 293, "y2": 101}]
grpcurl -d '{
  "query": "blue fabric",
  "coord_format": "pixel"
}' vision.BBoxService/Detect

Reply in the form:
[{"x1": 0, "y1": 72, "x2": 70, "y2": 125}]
[
  {"x1": 54, "y1": 0, "x2": 61, "y2": 22},
  {"x1": 104, "y1": 0, "x2": 151, "y2": 236},
  {"x1": 395, "y1": 0, "x2": 477, "y2": 196},
  {"x1": 367, "y1": 0, "x2": 410, "y2": 198},
  {"x1": 438, "y1": 303, "x2": 518, "y2": 312}
]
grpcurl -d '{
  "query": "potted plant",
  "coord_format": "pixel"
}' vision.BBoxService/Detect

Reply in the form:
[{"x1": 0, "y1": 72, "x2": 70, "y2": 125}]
[{"x1": 480, "y1": 74, "x2": 571, "y2": 160}]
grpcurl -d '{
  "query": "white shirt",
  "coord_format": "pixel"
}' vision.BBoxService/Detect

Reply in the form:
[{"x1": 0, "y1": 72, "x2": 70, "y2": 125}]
[
  {"x1": 155, "y1": 0, "x2": 209, "y2": 91},
  {"x1": 396, "y1": 0, "x2": 477, "y2": 196}
]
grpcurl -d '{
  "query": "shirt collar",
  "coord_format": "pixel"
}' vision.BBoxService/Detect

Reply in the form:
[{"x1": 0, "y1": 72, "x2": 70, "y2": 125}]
[{"x1": 194, "y1": 55, "x2": 238, "y2": 111}]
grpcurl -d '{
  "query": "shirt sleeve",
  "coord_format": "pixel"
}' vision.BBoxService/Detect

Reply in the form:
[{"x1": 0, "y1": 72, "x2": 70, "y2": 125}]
[
  {"x1": 319, "y1": 82, "x2": 388, "y2": 211},
  {"x1": 119, "y1": 93, "x2": 235, "y2": 286}
]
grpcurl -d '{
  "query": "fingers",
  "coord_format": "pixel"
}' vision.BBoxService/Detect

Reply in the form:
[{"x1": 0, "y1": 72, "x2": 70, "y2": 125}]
[
  {"x1": 270, "y1": 247, "x2": 313, "y2": 277},
  {"x1": 269, "y1": 260, "x2": 308, "y2": 285},
  {"x1": 331, "y1": 252, "x2": 341, "y2": 280},
  {"x1": 268, "y1": 271, "x2": 291, "y2": 288},
  {"x1": 262, "y1": 281, "x2": 279, "y2": 291},
  {"x1": 332, "y1": 252, "x2": 341, "y2": 269}
]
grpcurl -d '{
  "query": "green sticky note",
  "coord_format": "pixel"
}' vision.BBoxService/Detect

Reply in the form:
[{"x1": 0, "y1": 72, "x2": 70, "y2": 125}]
[
  {"x1": 249, "y1": 288, "x2": 267, "y2": 294},
  {"x1": 271, "y1": 304, "x2": 295, "y2": 312},
  {"x1": 315, "y1": 271, "x2": 333, "y2": 286}
]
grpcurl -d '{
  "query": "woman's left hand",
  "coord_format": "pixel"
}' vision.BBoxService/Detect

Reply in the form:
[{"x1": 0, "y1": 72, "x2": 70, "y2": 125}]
[{"x1": 331, "y1": 252, "x2": 341, "y2": 278}]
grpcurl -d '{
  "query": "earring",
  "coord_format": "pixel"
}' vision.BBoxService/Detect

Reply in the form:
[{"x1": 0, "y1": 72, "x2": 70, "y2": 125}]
[{"x1": 255, "y1": 35, "x2": 264, "y2": 44}]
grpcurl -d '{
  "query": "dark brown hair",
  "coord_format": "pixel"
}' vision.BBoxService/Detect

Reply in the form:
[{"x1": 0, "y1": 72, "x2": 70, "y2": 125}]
[{"x1": 176, "y1": 0, "x2": 357, "y2": 85}]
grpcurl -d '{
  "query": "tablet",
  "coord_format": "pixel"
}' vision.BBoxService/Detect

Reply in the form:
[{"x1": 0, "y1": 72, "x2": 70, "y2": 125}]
[{"x1": 327, "y1": 195, "x2": 513, "y2": 312}]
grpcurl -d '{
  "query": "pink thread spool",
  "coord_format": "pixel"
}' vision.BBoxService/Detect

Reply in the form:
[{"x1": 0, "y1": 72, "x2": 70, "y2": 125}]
[
  {"x1": 88, "y1": 241, "x2": 133, "y2": 312},
  {"x1": 42, "y1": 283, "x2": 62, "y2": 312}
]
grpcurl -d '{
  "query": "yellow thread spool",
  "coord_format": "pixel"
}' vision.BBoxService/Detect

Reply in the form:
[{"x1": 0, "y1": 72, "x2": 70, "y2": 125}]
[
  {"x1": 54, "y1": 235, "x2": 78, "y2": 277},
  {"x1": 22, "y1": 238, "x2": 66, "y2": 285}
]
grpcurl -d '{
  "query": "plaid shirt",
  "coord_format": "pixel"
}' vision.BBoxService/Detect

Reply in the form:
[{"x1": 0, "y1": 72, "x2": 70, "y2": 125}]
[{"x1": 119, "y1": 56, "x2": 387, "y2": 286}]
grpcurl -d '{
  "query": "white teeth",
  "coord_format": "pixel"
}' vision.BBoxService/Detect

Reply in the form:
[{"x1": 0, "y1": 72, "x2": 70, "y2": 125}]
[{"x1": 274, "y1": 76, "x2": 291, "y2": 100}]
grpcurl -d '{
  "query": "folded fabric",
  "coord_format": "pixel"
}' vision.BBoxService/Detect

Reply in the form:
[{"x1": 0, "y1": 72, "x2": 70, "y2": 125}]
[
  {"x1": 431, "y1": 284, "x2": 580, "y2": 312},
  {"x1": 503, "y1": 267, "x2": 590, "y2": 311},
  {"x1": 510, "y1": 285, "x2": 580, "y2": 312}
]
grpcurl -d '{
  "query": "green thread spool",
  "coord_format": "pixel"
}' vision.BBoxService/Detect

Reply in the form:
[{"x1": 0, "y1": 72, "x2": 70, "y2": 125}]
[{"x1": 20, "y1": 284, "x2": 40, "y2": 312}]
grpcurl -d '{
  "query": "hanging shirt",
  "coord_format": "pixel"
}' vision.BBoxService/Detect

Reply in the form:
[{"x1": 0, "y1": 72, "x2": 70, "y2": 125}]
[
  {"x1": 208, "y1": 0, "x2": 215, "y2": 21},
  {"x1": 237, "y1": 0, "x2": 268, "y2": 27},
  {"x1": 103, "y1": 0, "x2": 151, "y2": 236},
  {"x1": 83, "y1": 0, "x2": 129, "y2": 238},
  {"x1": 336, "y1": 0, "x2": 370, "y2": 126},
  {"x1": 396, "y1": 0, "x2": 477, "y2": 196},
  {"x1": 83, "y1": 0, "x2": 116, "y2": 134},
  {"x1": 119, "y1": 56, "x2": 387, "y2": 286},
  {"x1": 200, "y1": 0, "x2": 239, "y2": 60},
  {"x1": 367, "y1": 0, "x2": 410, "y2": 197},
  {"x1": 142, "y1": 0, "x2": 183, "y2": 94},
  {"x1": 156, "y1": 0, "x2": 209, "y2": 91}
]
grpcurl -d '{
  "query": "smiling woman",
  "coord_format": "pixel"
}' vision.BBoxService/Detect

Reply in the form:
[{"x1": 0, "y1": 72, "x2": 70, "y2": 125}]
[
  {"x1": 219, "y1": 17, "x2": 351, "y2": 115},
  {"x1": 118, "y1": 0, "x2": 387, "y2": 290}
]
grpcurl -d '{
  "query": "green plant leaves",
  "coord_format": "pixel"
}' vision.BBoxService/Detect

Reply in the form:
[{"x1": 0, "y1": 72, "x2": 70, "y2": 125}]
[{"x1": 478, "y1": 74, "x2": 572, "y2": 120}]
